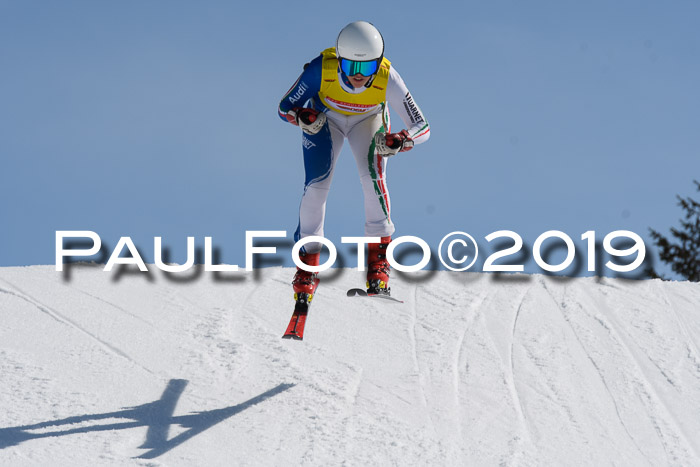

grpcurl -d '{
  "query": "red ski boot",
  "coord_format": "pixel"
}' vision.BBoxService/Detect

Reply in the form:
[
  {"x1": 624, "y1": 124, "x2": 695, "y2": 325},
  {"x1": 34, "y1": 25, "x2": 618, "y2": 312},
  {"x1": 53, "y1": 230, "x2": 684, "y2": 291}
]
[
  {"x1": 292, "y1": 252, "x2": 320, "y2": 296},
  {"x1": 367, "y1": 236, "x2": 391, "y2": 295},
  {"x1": 284, "y1": 251, "x2": 321, "y2": 340}
]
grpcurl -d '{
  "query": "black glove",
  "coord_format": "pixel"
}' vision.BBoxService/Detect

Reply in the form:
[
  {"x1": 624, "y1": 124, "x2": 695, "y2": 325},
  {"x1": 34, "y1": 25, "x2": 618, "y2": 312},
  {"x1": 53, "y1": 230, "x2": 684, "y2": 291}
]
[
  {"x1": 287, "y1": 108, "x2": 327, "y2": 135},
  {"x1": 374, "y1": 130, "x2": 414, "y2": 157}
]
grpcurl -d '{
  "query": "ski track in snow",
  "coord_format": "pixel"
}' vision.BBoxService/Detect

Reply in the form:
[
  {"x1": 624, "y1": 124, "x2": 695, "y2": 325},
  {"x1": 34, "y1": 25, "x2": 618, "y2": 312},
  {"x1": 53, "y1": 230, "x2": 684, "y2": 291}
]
[
  {"x1": 408, "y1": 283, "x2": 435, "y2": 436},
  {"x1": 658, "y1": 282, "x2": 700, "y2": 378},
  {"x1": 553, "y1": 278, "x2": 700, "y2": 465},
  {"x1": 596, "y1": 285, "x2": 700, "y2": 463},
  {"x1": 541, "y1": 280, "x2": 648, "y2": 462},
  {"x1": 0, "y1": 278, "x2": 154, "y2": 376},
  {"x1": 506, "y1": 284, "x2": 535, "y2": 464},
  {"x1": 65, "y1": 283, "x2": 154, "y2": 327},
  {"x1": 452, "y1": 290, "x2": 487, "y2": 450},
  {"x1": 1, "y1": 266, "x2": 699, "y2": 465}
]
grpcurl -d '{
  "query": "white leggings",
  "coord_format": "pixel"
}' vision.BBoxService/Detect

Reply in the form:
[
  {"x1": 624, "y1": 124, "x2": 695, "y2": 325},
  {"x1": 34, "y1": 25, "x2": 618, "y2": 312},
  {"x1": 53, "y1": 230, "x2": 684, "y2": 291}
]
[{"x1": 295, "y1": 109, "x2": 394, "y2": 253}]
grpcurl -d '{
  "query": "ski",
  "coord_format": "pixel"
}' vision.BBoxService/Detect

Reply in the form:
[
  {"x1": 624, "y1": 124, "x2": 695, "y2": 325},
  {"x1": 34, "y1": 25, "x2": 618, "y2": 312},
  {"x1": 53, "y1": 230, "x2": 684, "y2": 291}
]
[
  {"x1": 346, "y1": 288, "x2": 404, "y2": 303},
  {"x1": 283, "y1": 278, "x2": 320, "y2": 340}
]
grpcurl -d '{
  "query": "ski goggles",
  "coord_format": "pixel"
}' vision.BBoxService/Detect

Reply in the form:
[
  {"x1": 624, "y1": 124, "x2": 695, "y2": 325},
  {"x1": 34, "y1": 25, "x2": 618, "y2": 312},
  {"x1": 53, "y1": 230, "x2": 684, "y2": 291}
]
[{"x1": 339, "y1": 57, "x2": 381, "y2": 77}]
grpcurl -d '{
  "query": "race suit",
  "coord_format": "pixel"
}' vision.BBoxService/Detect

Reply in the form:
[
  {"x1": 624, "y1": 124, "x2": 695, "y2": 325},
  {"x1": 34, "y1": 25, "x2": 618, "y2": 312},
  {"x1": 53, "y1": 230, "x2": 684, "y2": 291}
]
[{"x1": 278, "y1": 47, "x2": 430, "y2": 253}]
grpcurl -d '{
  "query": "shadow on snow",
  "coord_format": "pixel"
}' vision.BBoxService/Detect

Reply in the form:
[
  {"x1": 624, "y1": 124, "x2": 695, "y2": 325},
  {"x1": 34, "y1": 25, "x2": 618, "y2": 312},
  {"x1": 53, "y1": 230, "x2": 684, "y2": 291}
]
[{"x1": 0, "y1": 379, "x2": 294, "y2": 459}]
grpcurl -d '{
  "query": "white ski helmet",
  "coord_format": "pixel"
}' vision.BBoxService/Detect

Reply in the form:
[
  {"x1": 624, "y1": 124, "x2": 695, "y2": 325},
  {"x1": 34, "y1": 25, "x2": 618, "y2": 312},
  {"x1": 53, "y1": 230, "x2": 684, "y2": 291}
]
[{"x1": 336, "y1": 21, "x2": 384, "y2": 62}]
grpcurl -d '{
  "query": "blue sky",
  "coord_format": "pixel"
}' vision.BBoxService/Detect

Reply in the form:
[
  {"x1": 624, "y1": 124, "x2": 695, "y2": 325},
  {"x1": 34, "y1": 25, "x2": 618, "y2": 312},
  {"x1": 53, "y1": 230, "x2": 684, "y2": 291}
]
[{"x1": 1, "y1": 1, "x2": 698, "y2": 278}]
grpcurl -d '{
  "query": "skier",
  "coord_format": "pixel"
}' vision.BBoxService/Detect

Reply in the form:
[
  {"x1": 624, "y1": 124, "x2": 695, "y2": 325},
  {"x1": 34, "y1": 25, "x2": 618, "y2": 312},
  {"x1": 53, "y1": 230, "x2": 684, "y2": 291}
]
[{"x1": 278, "y1": 21, "x2": 430, "y2": 298}]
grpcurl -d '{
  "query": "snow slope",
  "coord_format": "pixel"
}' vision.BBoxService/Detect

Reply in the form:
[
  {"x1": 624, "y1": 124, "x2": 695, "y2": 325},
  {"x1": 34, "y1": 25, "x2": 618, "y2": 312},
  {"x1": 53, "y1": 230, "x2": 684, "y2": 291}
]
[{"x1": 1, "y1": 265, "x2": 699, "y2": 466}]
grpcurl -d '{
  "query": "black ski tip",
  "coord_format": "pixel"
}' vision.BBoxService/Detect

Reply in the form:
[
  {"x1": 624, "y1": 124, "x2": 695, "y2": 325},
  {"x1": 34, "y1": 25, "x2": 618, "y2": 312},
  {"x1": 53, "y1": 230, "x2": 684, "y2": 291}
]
[{"x1": 282, "y1": 334, "x2": 303, "y2": 341}]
